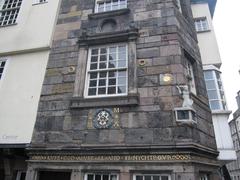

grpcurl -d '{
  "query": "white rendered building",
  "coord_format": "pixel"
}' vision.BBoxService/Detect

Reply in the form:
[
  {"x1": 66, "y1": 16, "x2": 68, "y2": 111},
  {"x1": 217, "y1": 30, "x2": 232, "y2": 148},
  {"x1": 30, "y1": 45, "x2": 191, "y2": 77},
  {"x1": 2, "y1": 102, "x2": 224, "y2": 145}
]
[
  {"x1": 191, "y1": 0, "x2": 236, "y2": 166},
  {"x1": 0, "y1": 0, "x2": 60, "y2": 179}
]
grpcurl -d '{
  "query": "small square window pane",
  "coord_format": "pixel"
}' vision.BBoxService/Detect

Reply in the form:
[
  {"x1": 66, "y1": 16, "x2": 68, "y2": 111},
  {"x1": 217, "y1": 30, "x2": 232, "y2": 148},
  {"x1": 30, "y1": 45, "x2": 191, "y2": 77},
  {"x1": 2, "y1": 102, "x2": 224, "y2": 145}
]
[
  {"x1": 103, "y1": 175, "x2": 109, "y2": 180},
  {"x1": 110, "y1": 175, "x2": 117, "y2": 180},
  {"x1": 95, "y1": 175, "x2": 101, "y2": 180},
  {"x1": 207, "y1": 90, "x2": 218, "y2": 99},
  {"x1": 108, "y1": 87, "x2": 116, "y2": 94},
  {"x1": 90, "y1": 63, "x2": 98, "y2": 70},
  {"x1": 91, "y1": 56, "x2": 98, "y2": 63},
  {"x1": 118, "y1": 52, "x2": 126, "y2": 60},
  {"x1": 109, "y1": 78, "x2": 116, "y2": 85},
  {"x1": 100, "y1": 48, "x2": 107, "y2": 54},
  {"x1": 109, "y1": 53, "x2": 116, "y2": 61},
  {"x1": 90, "y1": 73, "x2": 97, "y2": 79},
  {"x1": 0, "y1": 68, "x2": 3, "y2": 73},
  {"x1": 109, "y1": 71, "x2": 117, "y2": 77},
  {"x1": 118, "y1": 86, "x2": 126, "y2": 94},
  {"x1": 100, "y1": 55, "x2": 107, "y2": 62},
  {"x1": 98, "y1": 88, "x2": 106, "y2": 95},
  {"x1": 118, "y1": 71, "x2": 127, "y2": 77},
  {"x1": 1, "y1": 61, "x2": 6, "y2": 67},
  {"x1": 100, "y1": 63, "x2": 107, "y2": 69},
  {"x1": 206, "y1": 80, "x2": 216, "y2": 90},
  {"x1": 161, "y1": 176, "x2": 169, "y2": 180},
  {"x1": 177, "y1": 110, "x2": 190, "y2": 120},
  {"x1": 110, "y1": 47, "x2": 117, "y2": 53},
  {"x1": 99, "y1": 79, "x2": 106, "y2": 86},
  {"x1": 145, "y1": 176, "x2": 151, "y2": 180},
  {"x1": 88, "y1": 88, "x2": 96, "y2": 96},
  {"x1": 119, "y1": 46, "x2": 126, "y2": 52},
  {"x1": 100, "y1": 72, "x2": 107, "y2": 78},
  {"x1": 109, "y1": 61, "x2": 117, "y2": 68},
  {"x1": 90, "y1": 80, "x2": 97, "y2": 87},
  {"x1": 153, "y1": 176, "x2": 160, "y2": 180},
  {"x1": 210, "y1": 100, "x2": 221, "y2": 110},
  {"x1": 118, "y1": 60, "x2": 126, "y2": 68},
  {"x1": 118, "y1": 77, "x2": 126, "y2": 85},
  {"x1": 136, "y1": 176, "x2": 143, "y2": 180},
  {"x1": 87, "y1": 175, "x2": 94, "y2": 180},
  {"x1": 92, "y1": 49, "x2": 99, "y2": 55},
  {"x1": 204, "y1": 71, "x2": 213, "y2": 80}
]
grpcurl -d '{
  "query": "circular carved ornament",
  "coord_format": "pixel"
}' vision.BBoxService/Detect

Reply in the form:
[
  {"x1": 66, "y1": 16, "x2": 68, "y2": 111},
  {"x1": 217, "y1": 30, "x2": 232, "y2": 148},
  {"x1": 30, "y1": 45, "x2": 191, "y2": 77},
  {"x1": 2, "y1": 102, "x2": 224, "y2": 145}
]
[{"x1": 93, "y1": 109, "x2": 113, "y2": 129}]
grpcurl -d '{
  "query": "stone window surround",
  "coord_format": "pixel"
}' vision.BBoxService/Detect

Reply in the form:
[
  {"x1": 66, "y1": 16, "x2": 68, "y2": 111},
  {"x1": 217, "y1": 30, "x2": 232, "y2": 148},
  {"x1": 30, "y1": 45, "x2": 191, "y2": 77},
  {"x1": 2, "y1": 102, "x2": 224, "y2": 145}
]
[{"x1": 71, "y1": 28, "x2": 139, "y2": 109}]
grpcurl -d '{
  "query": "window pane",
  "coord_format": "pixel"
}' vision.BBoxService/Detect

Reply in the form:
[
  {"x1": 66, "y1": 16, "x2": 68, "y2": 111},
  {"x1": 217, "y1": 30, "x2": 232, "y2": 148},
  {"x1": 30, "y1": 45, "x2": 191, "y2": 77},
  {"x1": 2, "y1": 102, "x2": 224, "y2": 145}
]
[
  {"x1": 118, "y1": 60, "x2": 126, "y2": 68},
  {"x1": 161, "y1": 176, "x2": 169, "y2": 180},
  {"x1": 110, "y1": 47, "x2": 117, "y2": 53},
  {"x1": 109, "y1": 71, "x2": 117, "y2": 77},
  {"x1": 118, "y1": 86, "x2": 126, "y2": 94},
  {"x1": 100, "y1": 72, "x2": 107, "y2": 78},
  {"x1": 100, "y1": 48, "x2": 107, "y2": 54},
  {"x1": 207, "y1": 90, "x2": 219, "y2": 99},
  {"x1": 204, "y1": 71, "x2": 213, "y2": 80},
  {"x1": 87, "y1": 175, "x2": 94, "y2": 180},
  {"x1": 103, "y1": 175, "x2": 109, "y2": 180},
  {"x1": 153, "y1": 176, "x2": 160, "y2": 180},
  {"x1": 98, "y1": 88, "x2": 106, "y2": 95},
  {"x1": 95, "y1": 175, "x2": 101, "y2": 180},
  {"x1": 100, "y1": 55, "x2": 107, "y2": 61},
  {"x1": 118, "y1": 71, "x2": 127, "y2": 77},
  {"x1": 118, "y1": 52, "x2": 126, "y2": 60},
  {"x1": 99, "y1": 63, "x2": 107, "y2": 69},
  {"x1": 99, "y1": 79, "x2": 106, "y2": 86},
  {"x1": 109, "y1": 78, "x2": 116, "y2": 85},
  {"x1": 90, "y1": 73, "x2": 97, "y2": 79},
  {"x1": 90, "y1": 63, "x2": 98, "y2": 70},
  {"x1": 88, "y1": 88, "x2": 96, "y2": 96},
  {"x1": 118, "y1": 77, "x2": 126, "y2": 85},
  {"x1": 205, "y1": 80, "x2": 216, "y2": 90},
  {"x1": 136, "y1": 176, "x2": 143, "y2": 180},
  {"x1": 90, "y1": 80, "x2": 97, "y2": 87},
  {"x1": 210, "y1": 100, "x2": 221, "y2": 110},
  {"x1": 145, "y1": 176, "x2": 151, "y2": 180},
  {"x1": 92, "y1": 49, "x2": 99, "y2": 55},
  {"x1": 109, "y1": 61, "x2": 117, "y2": 68},
  {"x1": 91, "y1": 56, "x2": 98, "y2": 63},
  {"x1": 110, "y1": 175, "x2": 117, "y2": 180},
  {"x1": 109, "y1": 53, "x2": 116, "y2": 61},
  {"x1": 108, "y1": 87, "x2": 116, "y2": 94}
]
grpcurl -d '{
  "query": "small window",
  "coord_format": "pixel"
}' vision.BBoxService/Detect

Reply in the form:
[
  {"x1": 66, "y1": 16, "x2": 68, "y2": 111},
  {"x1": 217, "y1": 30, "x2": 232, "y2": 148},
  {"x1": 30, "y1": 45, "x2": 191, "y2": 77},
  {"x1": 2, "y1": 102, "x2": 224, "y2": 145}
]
[
  {"x1": 84, "y1": 173, "x2": 118, "y2": 180},
  {"x1": 194, "y1": 17, "x2": 209, "y2": 32},
  {"x1": 33, "y1": 0, "x2": 47, "y2": 5},
  {"x1": 0, "y1": 0, "x2": 23, "y2": 26},
  {"x1": 0, "y1": 59, "x2": 6, "y2": 80},
  {"x1": 204, "y1": 70, "x2": 227, "y2": 110},
  {"x1": 85, "y1": 44, "x2": 128, "y2": 98},
  {"x1": 133, "y1": 174, "x2": 171, "y2": 180},
  {"x1": 95, "y1": 0, "x2": 127, "y2": 13}
]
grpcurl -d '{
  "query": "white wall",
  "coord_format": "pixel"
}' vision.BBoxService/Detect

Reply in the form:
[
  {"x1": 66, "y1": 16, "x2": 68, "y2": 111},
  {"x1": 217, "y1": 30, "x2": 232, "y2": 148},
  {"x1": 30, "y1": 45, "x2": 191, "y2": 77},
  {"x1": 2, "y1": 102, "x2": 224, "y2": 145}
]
[
  {"x1": 0, "y1": 52, "x2": 49, "y2": 144},
  {"x1": 191, "y1": 3, "x2": 222, "y2": 67},
  {"x1": 212, "y1": 112, "x2": 237, "y2": 162},
  {"x1": 0, "y1": 0, "x2": 60, "y2": 54}
]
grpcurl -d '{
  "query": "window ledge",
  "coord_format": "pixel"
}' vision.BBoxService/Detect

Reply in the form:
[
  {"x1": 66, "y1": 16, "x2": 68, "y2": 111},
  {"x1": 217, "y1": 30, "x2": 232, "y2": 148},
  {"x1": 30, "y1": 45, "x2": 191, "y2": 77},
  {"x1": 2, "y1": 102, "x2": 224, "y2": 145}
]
[
  {"x1": 70, "y1": 93, "x2": 139, "y2": 109},
  {"x1": 32, "y1": 2, "x2": 48, "y2": 6},
  {"x1": 88, "y1": 8, "x2": 130, "y2": 19},
  {"x1": 196, "y1": 29, "x2": 211, "y2": 33},
  {"x1": 0, "y1": 23, "x2": 17, "y2": 28}
]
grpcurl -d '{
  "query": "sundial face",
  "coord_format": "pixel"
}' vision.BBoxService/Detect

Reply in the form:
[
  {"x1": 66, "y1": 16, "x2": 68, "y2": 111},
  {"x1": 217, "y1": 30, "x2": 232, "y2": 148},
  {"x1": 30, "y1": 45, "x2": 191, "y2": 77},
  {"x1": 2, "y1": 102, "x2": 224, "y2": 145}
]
[{"x1": 93, "y1": 109, "x2": 113, "y2": 129}]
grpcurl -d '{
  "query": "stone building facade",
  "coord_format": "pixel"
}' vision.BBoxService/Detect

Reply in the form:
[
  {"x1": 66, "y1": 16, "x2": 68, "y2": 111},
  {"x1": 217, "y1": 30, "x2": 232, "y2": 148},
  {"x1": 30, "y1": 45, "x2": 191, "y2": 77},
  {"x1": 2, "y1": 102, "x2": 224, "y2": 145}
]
[{"x1": 26, "y1": 0, "x2": 221, "y2": 179}]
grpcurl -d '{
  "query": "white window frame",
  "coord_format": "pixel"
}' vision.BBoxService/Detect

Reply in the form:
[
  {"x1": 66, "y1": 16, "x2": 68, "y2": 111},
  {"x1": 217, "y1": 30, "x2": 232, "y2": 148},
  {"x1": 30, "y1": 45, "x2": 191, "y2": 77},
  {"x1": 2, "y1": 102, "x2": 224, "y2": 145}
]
[
  {"x1": 199, "y1": 174, "x2": 209, "y2": 180},
  {"x1": 186, "y1": 61, "x2": 196, "y2": 95},
  {"x1": 95, "y1": 0, "x2": 127, "y2": 13},
  {"x1": 84, "y1": 43, "x2": 128, "y2": 98},
  {"x1": 204, "y1": 70, "x2": 227, "y2": 110},
  {"x1": 84, "y1": 173, "x2": 119, "y2": 180},
  {"x1": 32, "y1": 0, "x2": 48, "y2": 5},
  {"x1": 176, "y1": 0, "x2": 182, "y2": 13},
  {"x1": 133, "y1": 174, "x2": 171, "y2": 180},
  {"x1": 194, "y1": 17, "x2": 209, "y2": 32},
  {"x1": 0, "y1": 0, "x2": 22, "y2": 26}
]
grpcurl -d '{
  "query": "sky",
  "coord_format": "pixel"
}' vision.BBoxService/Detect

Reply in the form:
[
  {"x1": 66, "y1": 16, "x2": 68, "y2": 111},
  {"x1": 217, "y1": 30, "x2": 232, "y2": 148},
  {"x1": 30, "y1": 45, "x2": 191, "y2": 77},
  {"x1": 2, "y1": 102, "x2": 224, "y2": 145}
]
[{"x1": 213, "y1": 0, "x2": 240, "y2": 116}]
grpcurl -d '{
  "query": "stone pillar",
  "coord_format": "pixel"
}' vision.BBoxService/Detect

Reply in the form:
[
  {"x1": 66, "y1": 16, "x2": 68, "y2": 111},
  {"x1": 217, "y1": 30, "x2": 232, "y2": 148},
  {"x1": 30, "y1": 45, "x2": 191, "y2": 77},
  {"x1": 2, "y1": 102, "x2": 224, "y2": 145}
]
[
  {"x1": 120, "y1": 171, "x2": 130, "y2": 180},
  {"x1": 128, "y1": 40, "x2": 137, "y2": 94},
  {"x1": 71, "y1": 169, "x2": 82, "y2": 180}
]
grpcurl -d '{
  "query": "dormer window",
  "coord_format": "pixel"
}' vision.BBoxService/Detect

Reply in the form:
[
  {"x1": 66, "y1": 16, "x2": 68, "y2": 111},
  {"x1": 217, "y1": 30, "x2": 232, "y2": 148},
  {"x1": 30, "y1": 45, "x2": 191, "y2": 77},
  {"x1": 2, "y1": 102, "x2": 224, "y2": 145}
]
[{"x1": 95, "y1": 0, "x2": 127, "y2": 13}]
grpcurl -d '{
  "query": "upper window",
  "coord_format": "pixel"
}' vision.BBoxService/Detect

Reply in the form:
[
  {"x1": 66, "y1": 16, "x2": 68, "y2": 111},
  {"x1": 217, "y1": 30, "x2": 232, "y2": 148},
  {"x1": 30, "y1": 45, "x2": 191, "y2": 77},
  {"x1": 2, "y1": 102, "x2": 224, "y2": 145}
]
[
  {"x1": 0, "y1": 0, "x2": 22, "y2": 26},
  {"x1": 200, "y1": 174, "x2": 209, "y2": 180},
  {"x1": 133, "y1": 174, "x2": 171, "y2": 180},
  {"x1": 95, "y1": 0, "x2": 127, "y2": 13},
  {"x1": 0, "y1": 59, "x2": 6, "y2": 80},
  {"x1": 204, "y1": 70, "x2": 227, "y2": 110},
  {"x1": 194, "y1": 17, "x2": 209, "y2": 32},
  {"x1": 33, "y1": 0, "x2": 47, "y2": 4},
  {"x1": 85, "y1": 44, "x2": 128, "y2": 98},
  {"x1": 84, "y1": 173, "x2": 118, "y2": 180}
]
